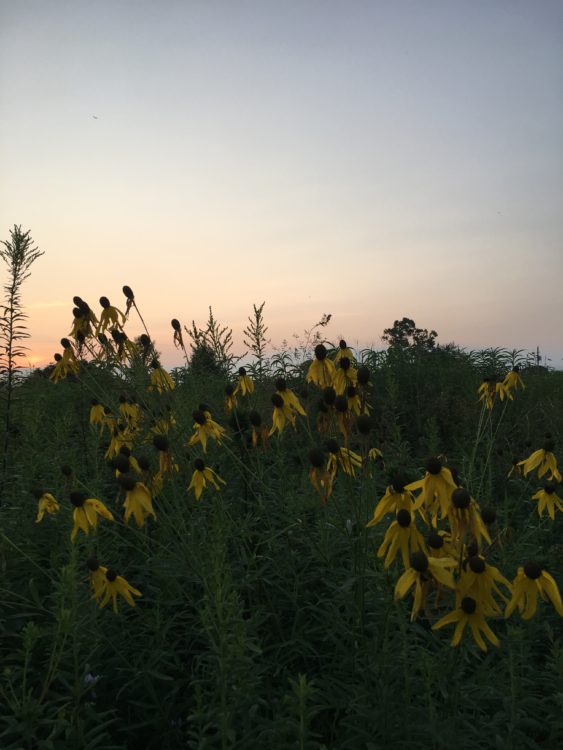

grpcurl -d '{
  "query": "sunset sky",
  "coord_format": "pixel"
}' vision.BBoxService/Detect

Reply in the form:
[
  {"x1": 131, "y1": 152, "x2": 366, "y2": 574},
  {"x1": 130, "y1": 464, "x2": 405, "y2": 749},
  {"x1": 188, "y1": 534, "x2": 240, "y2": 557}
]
[{"x1": 1, "y1": 1, "x2": 562, "y2": 368}]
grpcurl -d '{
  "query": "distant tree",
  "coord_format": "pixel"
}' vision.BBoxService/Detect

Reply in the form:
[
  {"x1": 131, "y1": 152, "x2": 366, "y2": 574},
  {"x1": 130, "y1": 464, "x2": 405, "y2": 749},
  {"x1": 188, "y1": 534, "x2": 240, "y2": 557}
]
[{"x1": 382, "y1": 317, "x2": 438, "y2": 351}]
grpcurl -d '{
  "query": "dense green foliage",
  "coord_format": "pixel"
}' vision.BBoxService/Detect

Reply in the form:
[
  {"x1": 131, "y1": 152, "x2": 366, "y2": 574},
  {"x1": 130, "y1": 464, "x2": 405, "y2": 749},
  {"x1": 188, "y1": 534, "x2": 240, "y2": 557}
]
[{"x1": 1, "y1": 342, "x2": 562, "y2": 749}]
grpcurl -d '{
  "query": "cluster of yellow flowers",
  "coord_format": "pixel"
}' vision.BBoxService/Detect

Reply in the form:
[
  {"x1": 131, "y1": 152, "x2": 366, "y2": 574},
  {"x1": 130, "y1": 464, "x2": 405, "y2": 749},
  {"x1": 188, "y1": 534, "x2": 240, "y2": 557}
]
[
  {"x1": 365, "y1": 452, "x2": 563, "y2": 650},
  {"x1": 38, "y1": 294, "x2": 563, "y2": 642}
]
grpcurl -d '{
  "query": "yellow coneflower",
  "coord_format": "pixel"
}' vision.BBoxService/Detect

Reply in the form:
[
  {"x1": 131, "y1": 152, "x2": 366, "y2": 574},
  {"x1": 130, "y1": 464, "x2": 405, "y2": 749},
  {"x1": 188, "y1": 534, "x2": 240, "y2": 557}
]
[
  {"x1": 505, "y1": 562, "x2": 563, "y2": 619},
  {"x1": 148, "y1": 359, "x2": 175, "y2": 393},
  {"x1": 448, "y1": 488, "x2": 491, "y2": 547},
  {"x1": 153, "y1": 435, "x2": 179, "y2": 482},
  {"x1": 111, "y1": 330, "x2": 138, "y2": 363},
  {"x1": 49, "y1": 340, "x2": 80, "y2": 383},
  {"x1": 120, "y1": 475, "x2": 156, "y2": 528},
  {"x1": 98, "y1": 569, "x2": 142, "y2": 613},
  {"x1": 187, "y1": 410, "x2": 227, "y2": 452},
  {"x1": 478, "y1": 377, "x2": 511, "y2": 410},
  {"x1": 171, "y1": 318, "x2": 184, "y2": 348},
  {"x1": 333, "y1": 357, "x2": 358, "y2": 396},
  {"x1": 105, "y1": 424, "x2": 134, "y2": 460},
  {"x1": 122, "y1": 285, "x2": 135, "y2": 316},
  {"x1": 235, "y1": 367, "x2": 254, "y2": 396},
  {"x1": 432, "y1": 596, "x2": 499, "y2": 651},
  {"x1": 113, "y1": 447, "x2": 141, "y2": 476},
  {"x1": 377, "y1": 509, "x2": 426, "y2": 569},
  {"x1": 269, "y1": 393, "x2": 296, "y2": 436},
  {"x1": 87, "y1": 557, "x2": 108, "y2": 602},
  {"x1": 426, "y1": 530, "x2": 456, "y2": 559},
  {"x1": 69, "y1": 297, "x2": 98, "y2": 338},
  {"x1": 334, "y1": 394, "x2": 353, "y2": 439},
  {"x1": 395, "y1": 550, "x2": 456, "y2": 621},
  {"x1": 457, "y1": 555, "x2": 512, "y2": 616},
  {"x1": 366, "y1": 478, "x2": 422, "y2": 528},
  {"x1": 308, "y1": 447, "x2": 333, "y2": 505},
  {"x1": 306, "y1": 344, "x2": 335, "y2": 388},
  {"x1": 334, "y1": 339, "x2": 355, "y2": 365},
  {"x1": 531, "y1": 483, "x2": 563, "y2": 519},
  {"x1": 346, "y1": 385, "x2": 364, "y2": 416},
  {"x1": 89, "y1": 400, "x2": 107, "y2": 430},
  {"x1": 96, "y1": 296, "x2": 125, "y2": 334},
  {"x1": 119, "y1": 396, "x2": 142, "y2": 429},
  {"x1": 34, "y1": 491, "x2": 60, "y2": 523},
  {"x1": 326, "y1": 439, "x2": 362, "y2": 478},
  {"x1": 224, "y1": 383, "x2": 237, "y2": 413},
  {"x1": 518, "y1": 438, "x2": 561, "y2": 482},
  {"x1": 405, "y1": 457, "x2": 458, "y2": 523},
  {"x1": 503, "y1": 366, "x2": 525, "y2": 394},
  {"x1": 70, "y1": 492, "x2": 113, "y2": 542},
  {"x1": 188, "y1": 459, "x2": 226, "y2": 501},
  {"x1": 275, "y1": 378, "x2": 307, "y2": 417},
  {"x1": 507, "y1": 456, "x2": 523, "y2": 478},
  {"x1": 249, "y1": 410, "x2": 269, "y2": 449}
]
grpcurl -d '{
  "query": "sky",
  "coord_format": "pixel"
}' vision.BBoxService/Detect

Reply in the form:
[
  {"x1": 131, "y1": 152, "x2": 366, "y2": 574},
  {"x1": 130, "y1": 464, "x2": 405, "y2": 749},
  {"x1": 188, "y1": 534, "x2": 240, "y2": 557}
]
[{"x1": 1, "y1": 0, "x2": 562, "y2": 368}]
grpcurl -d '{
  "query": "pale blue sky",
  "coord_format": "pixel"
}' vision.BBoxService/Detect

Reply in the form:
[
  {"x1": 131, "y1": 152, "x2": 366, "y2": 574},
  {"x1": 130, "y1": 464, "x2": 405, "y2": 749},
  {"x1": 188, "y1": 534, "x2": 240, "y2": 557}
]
[{"x1": 1, "y1": 0, "x2": 562, "y2": 365}]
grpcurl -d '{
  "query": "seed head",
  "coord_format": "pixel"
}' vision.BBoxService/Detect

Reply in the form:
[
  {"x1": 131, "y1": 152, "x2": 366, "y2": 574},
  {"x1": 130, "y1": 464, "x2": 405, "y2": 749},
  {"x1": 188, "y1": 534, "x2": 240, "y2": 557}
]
[
  {"x1": 461, "y1": 597, "x2": 477, "y2": 614},
  {"x1": 326, "y1": 438, "x2": 339, "y2": 454},
  {"x1": 119, "y1": 474, "x2": 137, "y2": 491},
  {"x1": 357, "y1": 366, "x2": 370, "y2": 385},
  {"x1": 122, "y1": 285, "x2": 134, "y2": 300},
  {"x1": 271, "y1": 393, "x2": 284, "y2": 408},
  {"x1": 192, "y1": 410, "x2": 207, "y2": 425},
  {"x1": 427, "y1": 532, "x2": 444, "y2": 549},
  {"x1": 334, "y1": 395, "x2": 348, "y2": 413},
  {"x1": 523, "y1": 561, "x2": 542, "y2": 580},
  {"x1": 425, "y1": 457, "x2": 442, "y2": 475},
  {"x1": 152, "y1": 435, "x2": 169, "y2": 452},
  {"x1": 70, "y1": 491, "x2": 86, "y2": 507},
  {"x1": 275, "y1": 378, "x2": 287, "y2": 391},
  {"x1": 468, "y1": 556, "x2": 485, "y2": 574},
  {"x1": 171, "y1": 318, "x2": 181, "y2": 331},
  {"x1": 391, "y1": 474, "x2": 407, "y2": 493},
  {"x1": 314, "y1": 344, "x2": 327, "y2": 361},
  {"x1": 194, "y1": 458, "x2": 205, "y2": 471},
  {"x1": 410, "y1": 551, "x2": 428, "y2": 572},
  {"x1": 396, "y1": 509, "x2": 411, "y2": 527},
  {"x1": 452, "y1": 488, "x2": 471, "y2": 509},
  {"x1": 99, "y1": 296, "x2": 110, "y2": 309}
]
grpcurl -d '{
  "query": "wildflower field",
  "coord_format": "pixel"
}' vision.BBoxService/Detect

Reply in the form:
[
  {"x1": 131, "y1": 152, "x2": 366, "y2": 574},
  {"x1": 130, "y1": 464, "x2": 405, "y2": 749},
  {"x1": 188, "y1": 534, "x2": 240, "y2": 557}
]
[{"x1": 1, "y1": 275, "x2": 563, "y2": 748}]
